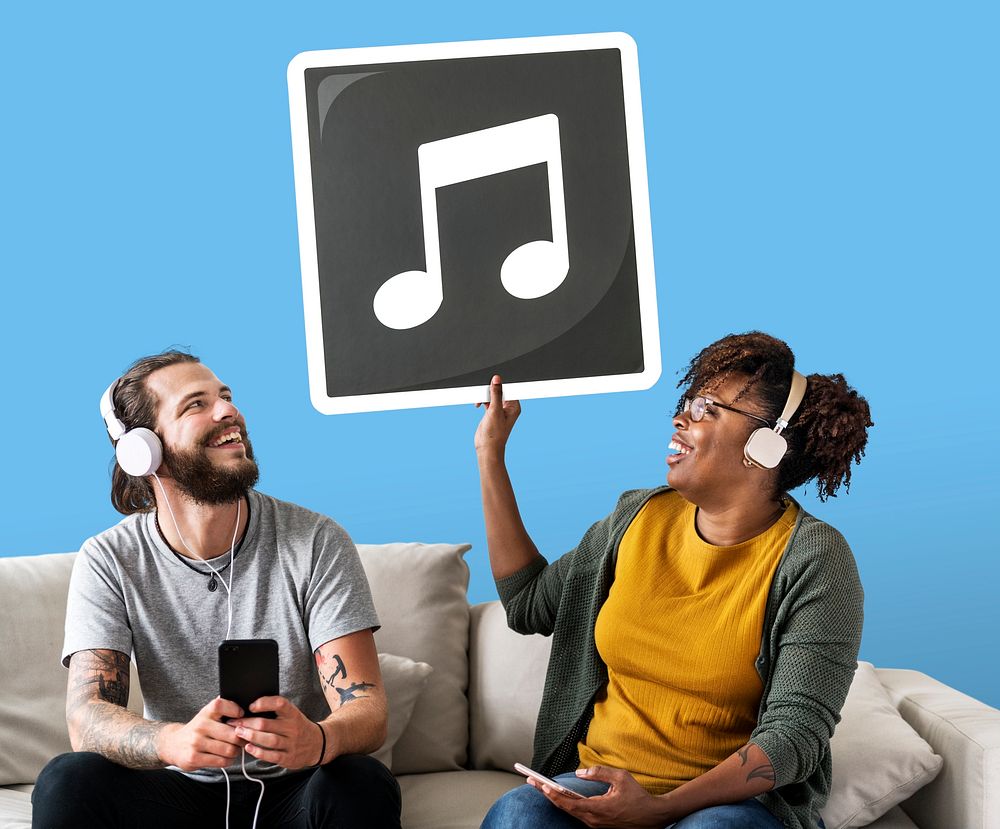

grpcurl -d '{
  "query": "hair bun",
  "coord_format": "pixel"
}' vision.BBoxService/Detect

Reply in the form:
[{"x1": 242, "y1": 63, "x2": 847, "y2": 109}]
[{"x1": 795, "y1": 373, "x2": 874, "y2": 499}]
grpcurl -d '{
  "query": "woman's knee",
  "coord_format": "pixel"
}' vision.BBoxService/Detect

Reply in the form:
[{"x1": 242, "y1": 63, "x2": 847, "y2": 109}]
[
  {"x1": 671, "y1": 799, "x2": 782, "y2": 829},
  {"x1": 481, "y1": 784, "x2": 556, "y2": 829}
]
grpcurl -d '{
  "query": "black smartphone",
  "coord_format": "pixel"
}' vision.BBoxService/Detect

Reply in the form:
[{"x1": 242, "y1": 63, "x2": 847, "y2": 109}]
[{"x1": 218, "y1": 639, "x2": 279, "y2": 720}]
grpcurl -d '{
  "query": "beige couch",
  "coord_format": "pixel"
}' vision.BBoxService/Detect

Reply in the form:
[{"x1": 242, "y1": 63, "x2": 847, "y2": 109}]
[{"x1": 1, "y1": 544, "x2": 998, "y2": 829}]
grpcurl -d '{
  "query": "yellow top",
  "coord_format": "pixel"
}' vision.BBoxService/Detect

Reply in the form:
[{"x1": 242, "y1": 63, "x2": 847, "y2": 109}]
[{"x1": 577, "y1": 490, "x2": 799, "y2": 794}]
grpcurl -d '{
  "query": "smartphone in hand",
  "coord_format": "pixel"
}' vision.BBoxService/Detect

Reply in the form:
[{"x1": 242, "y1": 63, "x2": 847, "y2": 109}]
[
  {"x1": 218, "y1": 639, "x2": 279, "y2": 720},
  {"x1": 514, "y1": 762, "x2": 586, "y2": 799}
]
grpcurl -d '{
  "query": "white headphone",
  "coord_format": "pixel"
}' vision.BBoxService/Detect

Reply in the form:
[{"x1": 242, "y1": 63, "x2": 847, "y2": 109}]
[
  {"x1": 743, "y1": 370, "x2": 808, "y2": 470},
  {"x1": 100, "y1": 381, "x2": 163, "y2": 477}
]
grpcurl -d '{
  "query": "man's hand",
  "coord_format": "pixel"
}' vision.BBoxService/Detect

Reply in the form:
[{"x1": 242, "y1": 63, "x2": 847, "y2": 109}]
[
  {"x1": 229, "y1": 696, "x2": 324, "y2": 770},
  {"x1": 158, "y1": 697, "x2": 246, "y2": 772},
  {"x1": 474, "y1": 375, "x2": 521, "y2": 460},
  {"x1": 530, "y1": 766, "x2": 672, "y2": 829}
]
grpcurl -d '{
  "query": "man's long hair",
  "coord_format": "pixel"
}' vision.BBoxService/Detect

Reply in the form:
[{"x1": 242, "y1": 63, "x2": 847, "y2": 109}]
[{"x1": 108, "y1": 351, "x2": 200, "y2": 515}]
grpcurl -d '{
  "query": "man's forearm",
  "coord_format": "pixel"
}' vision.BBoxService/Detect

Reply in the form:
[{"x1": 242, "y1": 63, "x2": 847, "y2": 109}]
[
  {"x1": 66, "y1": 649, "x2": 170, "y2": 770},
  {"x1": 71, "y1": 699, "x2": 170, "y2": 770},
  {"x1": 320, "y1": 695, "x2": 388, "y2": 761},
  {"x1": 655, "y1": 742, "x2": 776, "y2": 822}
]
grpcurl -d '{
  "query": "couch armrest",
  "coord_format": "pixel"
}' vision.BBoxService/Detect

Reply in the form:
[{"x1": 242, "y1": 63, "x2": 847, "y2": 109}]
[{"x1": 876, "y1": 668, "x2": 1000, "y2": 829}]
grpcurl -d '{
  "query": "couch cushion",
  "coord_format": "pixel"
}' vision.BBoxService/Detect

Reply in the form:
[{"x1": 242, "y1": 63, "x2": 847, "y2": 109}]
[
  {"x1": 397, "y1": 770, "x2": 522, "y2": 829},
  {"x1": 822, "y1": 662, "x2": 943, "y2": 828},
  {"x1": 0, "y1": 787, "x2": 31, "y2": 829},
  {"x1": 358, "y1": 543, "x2": 471, "y2": 774},
  {"x1": 0, "y1": 554, "x2": 77, "y2": 786},
  {"x1": 468, "y1": 600, "x2": 551, "y2": 772},
  {"x1": 0, "y1": 553, "x2": 145, "y2": 787},
  {"x1": 865, "y1": 806, "x2": 919, "y2": 829},
  {"x1": 373, "y1": 653, "x2": 433, "y2": 769}
]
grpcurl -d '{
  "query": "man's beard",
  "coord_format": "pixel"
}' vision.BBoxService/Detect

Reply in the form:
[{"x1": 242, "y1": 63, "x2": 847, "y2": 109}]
[{"x1": 161, "y1": 429, "x2": 260, "y2": 505}]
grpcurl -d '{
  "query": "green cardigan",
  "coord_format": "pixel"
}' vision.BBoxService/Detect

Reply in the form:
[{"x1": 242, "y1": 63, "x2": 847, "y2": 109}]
[{"x1": 496, "y1": 487, "x2": 863, "y2": 829}]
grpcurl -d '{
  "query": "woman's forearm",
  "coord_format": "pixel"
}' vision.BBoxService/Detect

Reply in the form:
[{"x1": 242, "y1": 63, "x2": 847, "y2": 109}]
[
  {"x1": 476, "y1": 450, "x2": 543, "y2": 580},
  {"x1": 656, "y1": 742, "x2": 775, "y2": 822}
]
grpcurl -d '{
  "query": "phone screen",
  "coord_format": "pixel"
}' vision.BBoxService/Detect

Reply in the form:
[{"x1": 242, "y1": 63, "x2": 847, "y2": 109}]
[{"x1": 218, "y1": 639, "x2": 279, "y2": 720}]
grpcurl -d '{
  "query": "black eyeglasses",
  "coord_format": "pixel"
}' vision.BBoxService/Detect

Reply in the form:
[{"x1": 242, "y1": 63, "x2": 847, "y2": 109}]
[{"x1": 683, "y1": 396, "x2": 772, "y2": 428}]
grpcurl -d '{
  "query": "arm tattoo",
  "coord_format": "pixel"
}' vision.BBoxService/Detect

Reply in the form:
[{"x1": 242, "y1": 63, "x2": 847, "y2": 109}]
[
  {"x1": 335, "y1": 681, "x2": 375, "y2": 707},
  {"x1": 67, "y1": 649, "x2": 130, "y2": 720},
  {"x1": 69, "y1": 649, "x2": 129, "y2": 707},
  {"x1": 314, "y1": 650, "x2": 376, "y2": 707},
  {"x1": 746, "y1": 764, "x2": 776, "y2": 784},
  {"x1": 67, "y1": 649, "x2": 167, "y2": 770},
  {"x1": 315, "y1": 651, "x2": 348, "y2": 689},
  {"x1": 735, "y1": 744, "x2": 775, "y2": 784}
]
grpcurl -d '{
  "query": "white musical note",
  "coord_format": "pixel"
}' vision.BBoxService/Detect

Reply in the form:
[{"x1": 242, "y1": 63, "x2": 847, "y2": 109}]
[{"x1": 373, "y1": 114, "x2": 570, "y2": 330}]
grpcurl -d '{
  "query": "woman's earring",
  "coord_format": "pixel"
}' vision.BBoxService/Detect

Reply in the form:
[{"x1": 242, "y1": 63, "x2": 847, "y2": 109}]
[{"x1": 743, "y1": 457, "x2": 755, "y2": 468}]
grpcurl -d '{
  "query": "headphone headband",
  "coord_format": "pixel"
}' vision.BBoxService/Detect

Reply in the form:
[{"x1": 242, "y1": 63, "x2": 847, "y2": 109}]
[
  {"x1": 774, "y1": 370, "x2": 807, "y2": 435},
  {"x1": 99, "y1": 377, "x2": 162, "y2": 477},
  {"x1": 100, "y1": 381, "x2": 126, "y2": 441}
]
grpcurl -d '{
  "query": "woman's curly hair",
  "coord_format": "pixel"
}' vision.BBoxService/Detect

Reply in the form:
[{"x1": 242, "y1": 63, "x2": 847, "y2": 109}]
[{"x1": 676, "y1": 332, "x2": 873, "y2": 500}]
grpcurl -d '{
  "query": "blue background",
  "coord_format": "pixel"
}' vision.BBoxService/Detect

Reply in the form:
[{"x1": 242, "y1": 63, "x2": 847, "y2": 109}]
[{"x1": 2, "y1": 2, "x2": 997, "y2": 707}]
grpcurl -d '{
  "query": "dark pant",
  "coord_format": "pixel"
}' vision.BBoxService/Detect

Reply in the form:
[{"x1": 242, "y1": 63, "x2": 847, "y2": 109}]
[{"x1": 31, "y1": 752, "x2": 401, "y2": 829}]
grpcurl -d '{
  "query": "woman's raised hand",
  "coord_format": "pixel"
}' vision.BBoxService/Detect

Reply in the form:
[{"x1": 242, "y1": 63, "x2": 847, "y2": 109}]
[{"x1": 474, "y1": 375, "x2": 522, "y2": 460}]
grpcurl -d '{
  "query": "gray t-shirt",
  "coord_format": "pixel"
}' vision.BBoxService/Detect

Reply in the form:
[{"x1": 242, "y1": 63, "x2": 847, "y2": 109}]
[{"x1": 63, "y1": 489, "x2": 379, "y2": 781}]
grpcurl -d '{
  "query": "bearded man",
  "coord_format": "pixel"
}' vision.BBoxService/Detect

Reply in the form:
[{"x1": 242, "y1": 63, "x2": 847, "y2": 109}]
[{"x1": 31, "y1": 351, "x2": 401, "y2": 829}]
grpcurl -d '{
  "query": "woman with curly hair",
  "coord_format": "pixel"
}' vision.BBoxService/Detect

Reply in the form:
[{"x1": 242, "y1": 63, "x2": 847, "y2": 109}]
[{"x1": 475, "y1": 331, "x2": 873, "y2": 829}]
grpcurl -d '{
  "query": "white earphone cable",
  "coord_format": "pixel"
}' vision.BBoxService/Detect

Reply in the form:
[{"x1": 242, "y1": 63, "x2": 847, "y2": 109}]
[
  {"x1": 242, "y1": 748, "x2": 266, "y2": 826},
  {"x1": 151, "y1": 474, "x2": 239, "y2": 638},
  {"x1": 151, "y1": 474, "x2": 263, "y2": 829}
]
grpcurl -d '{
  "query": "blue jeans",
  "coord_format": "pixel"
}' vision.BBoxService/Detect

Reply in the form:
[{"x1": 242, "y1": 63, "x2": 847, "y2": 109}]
[{"x1": 481, "y1": 772, "x2": 784, "y2": 829}]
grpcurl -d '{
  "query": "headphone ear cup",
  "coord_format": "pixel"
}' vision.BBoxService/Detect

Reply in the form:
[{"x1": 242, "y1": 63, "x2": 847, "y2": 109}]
[
  {"x1": 744, "y1": 429, "x2": 788, "y2": 470},
  {"x1": 116, "y1": 428, "x2": 163, "y2": 477}
]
